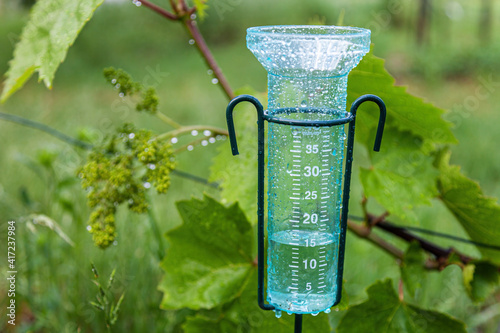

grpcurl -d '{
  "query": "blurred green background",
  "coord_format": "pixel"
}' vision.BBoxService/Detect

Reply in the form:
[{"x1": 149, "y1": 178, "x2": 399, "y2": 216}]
[{"x1": 0, "y1": 0, "x2": 499, "y2": 331}]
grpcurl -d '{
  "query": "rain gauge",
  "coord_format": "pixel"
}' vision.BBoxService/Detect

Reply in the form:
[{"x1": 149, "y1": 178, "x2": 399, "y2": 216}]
[{"x1": 226, "y1": 25, "x2": 386, "y2": 332}]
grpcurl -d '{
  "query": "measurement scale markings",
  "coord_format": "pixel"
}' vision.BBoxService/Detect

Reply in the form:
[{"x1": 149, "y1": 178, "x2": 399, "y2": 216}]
[{"x1": 289, "y1": 265, "x2": 299, "y2": 268}]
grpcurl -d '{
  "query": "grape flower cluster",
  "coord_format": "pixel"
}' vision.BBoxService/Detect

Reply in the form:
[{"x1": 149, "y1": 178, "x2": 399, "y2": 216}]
[{"x1": 79, "y1": 124, "x2": 175, "y2": 248}]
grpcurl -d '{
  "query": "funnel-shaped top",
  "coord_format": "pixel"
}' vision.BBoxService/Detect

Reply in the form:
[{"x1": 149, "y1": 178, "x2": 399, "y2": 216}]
[{"x1": 247, "y1": 25, "x2": 370, "y2": 77}]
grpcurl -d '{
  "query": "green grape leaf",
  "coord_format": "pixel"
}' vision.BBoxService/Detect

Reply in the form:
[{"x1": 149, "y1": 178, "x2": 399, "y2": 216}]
[
  {"x1": 210, "y1": 87, "x2": 266, "y2": 224},
  {"x1": 183, "y1": 270, "x2": 332, "y2": 333},
  {"x1": 1, "y1": 0, "x2": 104, "y2": 102},
  {"x1": 435, "y1": 149, "x2": 500, "y2": 264},
  {"x1": 348, "y1": 51, "x2": 456, "y2": 145},
  {"x1": 338, "y1": 279, "x2": 466, "y2": 333},
  {"x1": 159, "y1": 195, "x2": 254, "y2": 310},
  {"x1": 463, "y1": 261, "x2": 500, "y2": 302},
  {"x1": 400, "y1": 242, "x2": 426, "y2": 298},
  {"x1": 359, "y1": 127, "x2": 439, "y2": 223},
  {"x1": 194, "y1": 0, "x2": 209, "y2": 20}
]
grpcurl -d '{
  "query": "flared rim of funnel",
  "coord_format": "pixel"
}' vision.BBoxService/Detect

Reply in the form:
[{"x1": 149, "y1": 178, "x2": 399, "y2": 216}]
[{"x1": 247, "y1": 25, "x2": 370, "y2": 39}]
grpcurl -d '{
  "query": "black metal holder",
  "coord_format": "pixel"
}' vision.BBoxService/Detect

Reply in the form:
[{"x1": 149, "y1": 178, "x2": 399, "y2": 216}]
[{"x1": 226, "y1": 94, "x2": 386, "y2": 333}]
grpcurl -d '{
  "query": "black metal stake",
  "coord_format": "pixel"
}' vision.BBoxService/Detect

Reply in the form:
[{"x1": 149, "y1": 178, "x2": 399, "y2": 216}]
[{"x1": 226, "y1": 94, "x2": 386, "y2": 332}]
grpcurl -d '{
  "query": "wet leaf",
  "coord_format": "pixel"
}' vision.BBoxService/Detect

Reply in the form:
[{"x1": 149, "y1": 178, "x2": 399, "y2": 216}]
[
  {"x1": 338, "y1": 279, "x2": 466, "y2": 333},
  {"x1": 1, "y1": 0, "x2": 104, "y2": 102}
]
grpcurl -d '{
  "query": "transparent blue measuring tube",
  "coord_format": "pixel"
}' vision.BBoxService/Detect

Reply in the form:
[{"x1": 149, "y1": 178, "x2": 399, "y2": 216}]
[{"x1": 247, "y1": 26, "x2": 371, "y2": 315}]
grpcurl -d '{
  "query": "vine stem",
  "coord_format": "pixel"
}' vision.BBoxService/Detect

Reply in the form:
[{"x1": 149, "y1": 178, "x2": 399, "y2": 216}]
[
  {"x1": 136, "y1": 0, "x2": 179, "y2": 20},
  {"x1": 156, "y1": 111, "x2": 181, "y2": 129},
  {"x1": 157, "y1": 124, "x2": 228, "y2": 141},
  {"x1": 182, "y1": 16, "x2": 235, "y2": 100},
  {"x1": 0, "y1": 111, "x2": 92, "y2": 149},
  {"x1": 348, "y1": 214, "x2": 479, "y2": 270},
  {"x1": 137, "y1": 0, "x2": 235, "y2": 100}
]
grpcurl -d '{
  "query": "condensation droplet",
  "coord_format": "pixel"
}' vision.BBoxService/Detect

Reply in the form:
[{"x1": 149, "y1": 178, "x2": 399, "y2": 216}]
[
  {"x1": 148, "y1": 163, "x2": 156, "y2": 170},
  {"x1": 207, "y1": 69, "x2": 213, "y2": 75},
  {"x1": 86, "y1": 225, "x2": 92, "y2": 231},
  {"x1": 191, "y1": 130, "x2": 198, "y2": 136},
  {"x1": 209, "y1": 137, "x2": 216, "y2": 143},
  {"x1": 143, "y1": 182, "x2": 151, "y2": 189},
  {"x1": 119, "y1": 92, "x2": 124, "y2": 98},
  {"x1": 203, "y1": 130, "x2": 211, "y2": 136},
  {"x1": 201, "y1": 140, "x2": 208, "y2": 146},
  {"x1": 211, "y1": 78, "x2": 219, "y2": 84},
  {"x1": 274, "y1": 309, "x2": 282, "y2": 318},
  {"x1": 128, "y1": 133, "x2": 135, "y2": 139},
  {"x1": 187, "y1": 145, "x2": 194, "y2": 151},
  {"x1": 311, "y1": 312, "x2": 319, "y2": 316},
  {"x1": 171, "y1": 137, "x2": 178, "y2": 144},
  {"x1": 324, "y1": 308, "x2": 331, "y2": 314},
  {"x1": 300, "y1": 100, "x2": 307, "y2": 107},
  {"x1": 190, "y1": 13, "x2": 196, "y2": 20},
  {"x1": 113, "y1": 240, "x2": 118, "y2": 246},
  {"x1": 188, "y1": 39, "x2": 195, "y2": 45},
  {"x1": 111, "y1": 79, "x2": 117, "y2": 84}
]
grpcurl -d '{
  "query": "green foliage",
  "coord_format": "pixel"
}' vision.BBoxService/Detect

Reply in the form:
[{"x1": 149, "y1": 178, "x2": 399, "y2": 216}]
[
  {"x1": 79, "y1": 123, "x2": 175, "y2": 248},
  {"x1": 348, "y1": 51, "x2": 455, "y2": 223},
  {"x1": 210, "y1": 86, "x2": 266, "y2": 224},
  {"x1": 400, "y1": 242, "x2": 426, "y2": 298},
  {"x1": 463, "y1": 261, "x2": 500, "y2": 303},
  {"x1": 90, "y1": 264, "x2": 126, "y2": 331},
  {"x1": 1, "y1": 0, "x2": 104, "y2": 102},
  {"x1": 338, "y1": 279, "x2": 466, "y2": 333},
  {"x1": 435, "y1": 149, "x2": 500, "y2": 264},
  {"x1": 159, "y1": 195, "x2": 253, "y2": 310},
  {"x1": 359, "y1": 127, "x2": 439, "y2": 223},
  {"x1": 193, "y1": 0, "x2": 209, "y2": 20},
  {"x1": 103, "y1": 67, "x2": 159, "y2": 114},
  {"x1": 159, "y1": 195, "x2": 332, "y2": 331}
]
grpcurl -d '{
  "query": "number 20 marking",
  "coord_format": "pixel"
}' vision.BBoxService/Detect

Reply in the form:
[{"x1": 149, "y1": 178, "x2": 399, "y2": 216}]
[{"x1": 303, "y1": 213, "x2": 318, "y2": 224}]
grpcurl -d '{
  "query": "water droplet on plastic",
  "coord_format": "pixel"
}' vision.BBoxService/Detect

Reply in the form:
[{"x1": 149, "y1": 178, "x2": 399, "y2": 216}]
[
  {"x1": 115, "y1": 83, "x2": 121, "y2": 90},
  {"x1": 191, "y1": 130, "x2": 198, "y2": 136},
  {"x1": 209, "y1": 137, "x2": 216, "y2": 143},
  {"x1": 171, "y1": 137, "x2": 178, "y2": 144},
  {"x1": 147, "y1": 163, "x2": 156, "y2": 170},
  {"x1": 291, "y1": 128, "x2": 298, "y2": 135},
  {"x1": 86, "y1": 225, "x2": 92, "y2": 231},
  {"x1": 187, "y1": 145, "x2": 194, "y2": 151},
  {"x1": 286, "y1": 311, "x2": 293, "y2": 315},
  {"x1": 143, "y1": 182, "x2": 151, "y2": 189},
  {"x1": 300, "y1": 100, "x2": 307, "y2": 107},
  {"x1": 274, "y1": 310, "x2": 282, "y2": 318},
  {"x1": 207, "y1": 69, "x2": 213, "y2": 75},
  {"x1": 211, "y1": 78, "x2": 219, "y2": 84},
  {"x1": 128, "y1": 133, "x2": 135, "y2": 139},
  {"x1": 324, "y1": 308, "x2": 331, "y2": 314},
  {"x1": 113, "y1": 240, "x2": 118, "y2": 246},
  {"x1": 201, "y1": 140, "x2": 208, "y2": 146},
  {"x1": 119, "y1": 92, "x2": 124, "y2": 98},
  {"x1": 190, "y1": 13, "x2": 196, "y2": 20},
  {"x1": 188, "y1": 39, "x2": 195, "y2": 45},
  {"x1": 203, "y1": 130, "x2": 211, "y2": 136},
  {"x1": 311, "y1": 312, "x2": 319, "y2": 316},
  {"x1": 332, "y1": 149, "x2": 337, "y2": 156},
  {"x1": 111, "y1": 79, "x2": 117, "y2": 84}
]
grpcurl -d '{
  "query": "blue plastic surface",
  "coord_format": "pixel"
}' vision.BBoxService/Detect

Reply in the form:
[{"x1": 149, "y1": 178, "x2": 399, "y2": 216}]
[{"x1": 247, "y1": 26, "x2": 371, "y2": 314}]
